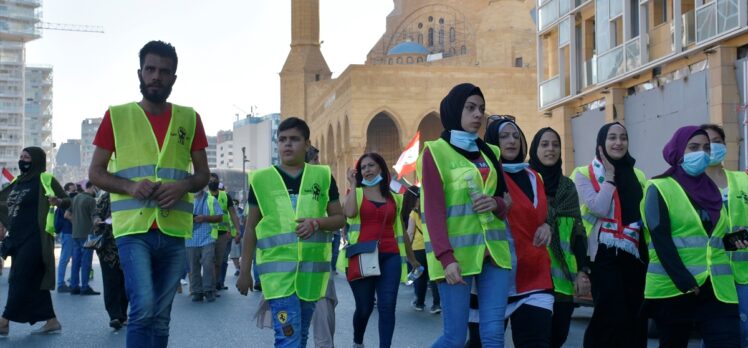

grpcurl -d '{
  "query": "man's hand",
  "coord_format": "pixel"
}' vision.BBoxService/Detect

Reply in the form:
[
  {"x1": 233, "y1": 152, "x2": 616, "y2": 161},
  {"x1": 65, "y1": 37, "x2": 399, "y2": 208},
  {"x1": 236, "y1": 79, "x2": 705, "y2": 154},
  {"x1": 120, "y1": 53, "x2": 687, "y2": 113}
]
[
  {"x1": 575, "y1": 272, "x2": 591, "y2": 296},
  {"x1": 127, "y1": 179, "x2": 160, "y2": 200},
  {"x1": 193, "y1": 215, "x2": 205, "y2": 223},
  {"x1": 236, "y1": 269, "x2": 254, "y2": 295},
  {"x1": 152, "y1": 181, "x2": 189, "y2": 209},
  {"x1": 472, "y1": 194, "x2": 498, "y2": 213},
  {"x1": 444, "y1": 262, "x2": 466, "y2": 285},
  {"x1": 295, "y1": 218, "x2": 315, "y2": 240}
]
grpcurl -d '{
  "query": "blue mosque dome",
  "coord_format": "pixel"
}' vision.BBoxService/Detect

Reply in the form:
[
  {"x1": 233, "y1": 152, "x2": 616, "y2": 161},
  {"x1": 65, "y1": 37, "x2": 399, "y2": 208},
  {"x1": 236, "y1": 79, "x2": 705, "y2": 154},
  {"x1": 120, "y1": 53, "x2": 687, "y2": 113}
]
[{"x1": 387, "y1": 41, "x2": 430, "y2": 55}]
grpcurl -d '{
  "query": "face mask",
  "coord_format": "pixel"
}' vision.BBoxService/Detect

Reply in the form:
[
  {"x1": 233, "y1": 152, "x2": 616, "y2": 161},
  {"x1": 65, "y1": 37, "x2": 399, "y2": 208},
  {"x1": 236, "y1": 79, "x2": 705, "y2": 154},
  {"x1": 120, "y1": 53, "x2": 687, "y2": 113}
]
[
  {"x1": 709, "y1": 143, "x2": 726, "y2": 166},
  {"x1": 502, "y1": 162, "x2": 529, "y2": 173},
  {"x1": 18, "y1": 160, "x2": 32, "y2": 173},
  {"x1": 449, "y1": 130, "x2": 479, "y2": 152},
  {"x1": 362, "y1": 174, "x2": 383, "y2": 187},
  {"x1": 681, "y1": 151, "x2": 710, "y2": 176},
  {"x1": 208, "y1": 182, "x2": 220, "y2": 191}
]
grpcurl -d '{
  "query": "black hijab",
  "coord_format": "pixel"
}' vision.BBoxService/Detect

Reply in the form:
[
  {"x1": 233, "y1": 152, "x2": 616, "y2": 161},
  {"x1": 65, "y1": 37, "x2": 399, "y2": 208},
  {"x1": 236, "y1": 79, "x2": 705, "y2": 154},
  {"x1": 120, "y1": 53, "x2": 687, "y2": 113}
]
[
  {"x1": 485, "y1": 118, "x2": 533, "y2": 200},
  {"x1": 16, "y1": 146, "x2": 46, "y2": 183},
  {"x1": 596, "y1": 122, "x2": 642, "y2": 225},
  {"x1": 529, "y1": 127, "x2": 563, "y2": 197},
  {"x1": 439, "y1": 83, "x2": 507, "y2": 195}
]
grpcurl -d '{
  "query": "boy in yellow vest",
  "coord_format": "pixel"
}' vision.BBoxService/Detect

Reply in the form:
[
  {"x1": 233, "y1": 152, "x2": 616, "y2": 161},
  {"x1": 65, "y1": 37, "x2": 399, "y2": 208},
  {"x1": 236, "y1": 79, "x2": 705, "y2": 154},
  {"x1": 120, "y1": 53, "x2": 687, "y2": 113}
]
[
  {"x1": 237, "y1": 117, "x2": 346, "y2": 348},
  {"x1": 88, "y1": 41, "x2": 210, "y2": 348}
]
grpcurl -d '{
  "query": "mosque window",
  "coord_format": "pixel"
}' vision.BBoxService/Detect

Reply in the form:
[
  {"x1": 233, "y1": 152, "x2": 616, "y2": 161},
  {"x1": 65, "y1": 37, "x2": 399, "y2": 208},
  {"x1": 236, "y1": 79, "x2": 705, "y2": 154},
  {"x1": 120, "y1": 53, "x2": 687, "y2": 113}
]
[
  {"x1": 418, "y1": 23, "x2": 423, "y2": 29},
  {"x1": 514, "y1": 57, "x2": 523, "y2": 67},
  {"x1": 450, "y1": 47, "x2": 456, "y2": 56},
  {"x1": 439, "y1": 18, "x2": 444, "y2": 24},
  {"x1": 428, "y1": 28, "x2": 434, "y2": 46},
  {"x1": 407, "y1": 57, "x2": 414, "y2": 64},
  {"x1": 396, "y1": 57, "x2": 403, "y2": 64},
  {"x1": 418, "y1": 33, "x2": 423, "y2": 45},
  {"x1": 450, "y1": 27, "x2": 456, "y2": 42},
  {"x1": 388, "y1": 58, "x2": 393, "y2": 64},
  {"x1": 461, "y1": 45, "x2": 467, "y2": 55},
  {"x1": 417, "y1": 57, "x2": 424, "y2": 63},
  {"x1": 428, "y1": 16, "x2": 433, "y2": 22},
  {"x1": 439, "y1": 29, "x2": 444, "y2": 46}
]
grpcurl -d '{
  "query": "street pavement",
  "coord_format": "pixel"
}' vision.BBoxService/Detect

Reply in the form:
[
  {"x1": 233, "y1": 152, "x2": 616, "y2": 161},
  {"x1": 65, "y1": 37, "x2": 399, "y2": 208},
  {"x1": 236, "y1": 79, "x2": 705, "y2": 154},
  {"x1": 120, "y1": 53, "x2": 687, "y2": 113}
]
[{"x1": 0, "y1": 250, "x2": 700, "y2": 347}]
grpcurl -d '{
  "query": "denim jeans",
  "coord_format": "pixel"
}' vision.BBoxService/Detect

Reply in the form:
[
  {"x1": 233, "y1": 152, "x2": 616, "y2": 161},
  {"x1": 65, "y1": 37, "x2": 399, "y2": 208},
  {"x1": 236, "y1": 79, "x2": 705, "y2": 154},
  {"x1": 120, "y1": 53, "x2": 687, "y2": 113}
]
[
  {"x1": 57, "y1": 233, "x2": 74, "y2": 287},
  {"x1": 331, "y1": 232, "x2": 341, "y2": 270},
  {"x1": 433, "y1": 260, "x2": 510, "y2": 348},
  {"x1": 737, "y1": 283, "x2": 748, "y2": 348},
  {"x1": 219, "y1": 237, "x2": 232, "y2": 286},
  {"x1": 116, "y1": 229, "x2": 186, "y2": 348},
  {"x1": 70, "y1": 237, "x2": 93, "y2": 288},
  {"x1": 268, "y1": 293, "x2": 317, "y2": 348},
  {"x1": 348, "y1": 252, "x2": 402, "y2": 347}
]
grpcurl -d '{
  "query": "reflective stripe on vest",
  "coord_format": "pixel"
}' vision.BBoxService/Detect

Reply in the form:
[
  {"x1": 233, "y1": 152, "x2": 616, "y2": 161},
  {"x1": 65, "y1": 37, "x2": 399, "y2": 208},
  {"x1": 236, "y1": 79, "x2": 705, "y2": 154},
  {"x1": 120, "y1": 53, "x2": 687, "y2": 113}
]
[
  {"x1": 335, "y1": 187, "x2": 409, "y2": 282},
  {"x1": 416, "y1": 139, "x2": 511, "y2": 281},
  {"x1": 109, "y1": 102, "x2": 196, "y2": 239},
  {"x1": 725, "y1": 170, "x2": 748, "y2": 284},
  {"x1": 641, "y1": 177, "x2": 737, "y2": 303},
  {"x1": 251, "y1": 164, "x2": 332, "y2": 301}
]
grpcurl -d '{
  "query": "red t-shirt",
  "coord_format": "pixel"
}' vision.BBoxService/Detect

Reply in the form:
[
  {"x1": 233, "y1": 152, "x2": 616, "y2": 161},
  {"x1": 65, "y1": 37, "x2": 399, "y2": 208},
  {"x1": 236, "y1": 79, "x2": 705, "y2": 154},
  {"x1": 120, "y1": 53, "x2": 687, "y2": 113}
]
[
  {"x1": 92, "y1": 104, "x2": 208, "y2": 152},
  {"x1": 357, "y1": 198, "x2": 400, "y2": 254}
]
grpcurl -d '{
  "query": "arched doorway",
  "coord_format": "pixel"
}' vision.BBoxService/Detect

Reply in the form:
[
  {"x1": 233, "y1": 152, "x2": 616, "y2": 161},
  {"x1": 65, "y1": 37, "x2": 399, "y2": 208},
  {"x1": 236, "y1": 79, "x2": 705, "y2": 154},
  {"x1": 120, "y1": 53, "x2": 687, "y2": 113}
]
[
  {"x1": 365, "y1": 112, "x2": 401, "y2": 174},
  {"x1": 417, "y1": 112, "x2": 442, "y2": 143}
]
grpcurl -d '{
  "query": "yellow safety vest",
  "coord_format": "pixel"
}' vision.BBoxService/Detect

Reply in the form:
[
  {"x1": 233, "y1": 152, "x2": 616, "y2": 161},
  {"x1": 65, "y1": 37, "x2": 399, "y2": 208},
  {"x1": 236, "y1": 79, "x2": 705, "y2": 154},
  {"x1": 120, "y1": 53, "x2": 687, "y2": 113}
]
[
  {"x1": 250, "y1": 164, "x2": 332, "y2": 301},
  {"x1": 725, "y1": 170, "x2": 748, "y2": 284},
  {"x1": 12, "y1": 172, "x2": 56, "y2": 236},
  {"x1": 549, "y1": 216, "x2": 577, "y2": 295},
  {"x1": 109, "y1": 102, "x2": 195, "y2": 239},
  {"x1": 205, "y1": 193, "x2": 220, "y2": 240},
  {"x1": 416, "y1": 139, "x2": 511, "y2": 281},
  {"x1": 336, "y1": 188, "x2": 408, "y2": 282},
  {"x1": 210, "y1": 191, "x2": 235, "y2": 237},
  {"x1": 641, "y1": 177, "x2": 737, "y2": 303}
]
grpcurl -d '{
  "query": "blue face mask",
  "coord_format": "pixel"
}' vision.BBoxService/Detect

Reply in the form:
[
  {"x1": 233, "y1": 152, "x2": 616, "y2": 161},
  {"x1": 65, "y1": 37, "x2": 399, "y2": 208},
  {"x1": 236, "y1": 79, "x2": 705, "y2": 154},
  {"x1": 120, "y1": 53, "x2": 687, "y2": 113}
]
[
  {"x1": 681, "y1": 151, "x2": 710, "y2": 176},
  {"x1": 502, "y1": 162, "x2": 529, "y2": 173},
  {"x1": 449, "y1": 130, "x2": 479, "y2": 152},
  {"x1": 362, "y1": 174, "x2": 383, "y2": 187},
  {"x1": 709, "y1": 143, "x2": 726, "y2": 166}
]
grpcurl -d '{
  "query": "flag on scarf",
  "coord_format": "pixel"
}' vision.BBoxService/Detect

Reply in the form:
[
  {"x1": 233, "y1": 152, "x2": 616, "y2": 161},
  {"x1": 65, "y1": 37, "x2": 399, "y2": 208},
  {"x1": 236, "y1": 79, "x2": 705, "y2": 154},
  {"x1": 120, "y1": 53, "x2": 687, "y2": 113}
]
[{"x1": 392, "y1": 131, "x2": 420, "y2": 179}]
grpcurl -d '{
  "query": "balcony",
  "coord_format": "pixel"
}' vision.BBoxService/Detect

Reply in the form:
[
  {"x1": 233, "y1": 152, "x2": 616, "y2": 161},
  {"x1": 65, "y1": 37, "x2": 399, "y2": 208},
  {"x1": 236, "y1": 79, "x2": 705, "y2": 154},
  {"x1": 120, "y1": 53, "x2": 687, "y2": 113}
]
[
  {"x1": 696, "y1": 0, "x2": 740, "y2": 43},
  {"x1": 539, "y1": 75, "x2": 563, "y2": 107},
  {"x1": 596, "y1": 37, "x2": 641, "y2": 84}
]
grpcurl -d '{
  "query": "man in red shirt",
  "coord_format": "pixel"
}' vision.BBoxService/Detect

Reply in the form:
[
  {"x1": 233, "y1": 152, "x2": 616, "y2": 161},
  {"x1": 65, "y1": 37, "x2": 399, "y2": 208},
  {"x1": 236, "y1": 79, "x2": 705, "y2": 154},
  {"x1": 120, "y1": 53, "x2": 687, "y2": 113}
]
[{"x1": 88, "y1": 41, "x2": 209, "y2": 348}]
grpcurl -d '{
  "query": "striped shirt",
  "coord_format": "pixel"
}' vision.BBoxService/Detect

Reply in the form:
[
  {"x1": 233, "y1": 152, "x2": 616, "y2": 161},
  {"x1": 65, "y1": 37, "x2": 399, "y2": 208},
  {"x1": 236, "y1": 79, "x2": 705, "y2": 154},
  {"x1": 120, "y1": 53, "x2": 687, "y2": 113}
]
[{"x1": 186, "y1": 192, "x2": 222, "y2": 248}]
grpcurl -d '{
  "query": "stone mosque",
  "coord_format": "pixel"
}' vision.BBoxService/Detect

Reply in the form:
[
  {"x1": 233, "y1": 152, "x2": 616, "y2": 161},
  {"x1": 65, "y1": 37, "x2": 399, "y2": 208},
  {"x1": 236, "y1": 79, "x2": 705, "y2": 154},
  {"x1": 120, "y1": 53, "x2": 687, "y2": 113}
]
[{"x1": 280, "y1": 0, "x2": 544, "y2": 189}]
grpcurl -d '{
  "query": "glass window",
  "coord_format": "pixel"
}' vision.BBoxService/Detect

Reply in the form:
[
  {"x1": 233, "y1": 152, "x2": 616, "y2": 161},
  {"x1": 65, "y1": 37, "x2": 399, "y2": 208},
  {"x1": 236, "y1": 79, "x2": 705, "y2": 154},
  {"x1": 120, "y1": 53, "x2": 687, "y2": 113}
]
[
  {"x1": 428, "y1": 28, "x2": 434, "y2": 46},
  {"x1": 559, "y1": 17, "x2": 571, "y2": 46},
  {"x1": 439, "y1": 29, "x2": 444, "y2": 45},
  {"x1": 450, "y1": 27, "x2": 456, "y2": 42}
]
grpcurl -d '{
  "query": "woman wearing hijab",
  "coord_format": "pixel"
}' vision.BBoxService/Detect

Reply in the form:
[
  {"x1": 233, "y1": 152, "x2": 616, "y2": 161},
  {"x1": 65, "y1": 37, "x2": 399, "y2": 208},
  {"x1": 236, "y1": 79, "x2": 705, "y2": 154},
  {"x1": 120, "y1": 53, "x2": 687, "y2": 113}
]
[
  {"x1": 417, "y1": 83, "x2": 510, "y2": 348},
  {"x1": 0, "y1": 147, "x2": 70, "y2": 336},
  {"x1": 701, "y1": 123, "x2": 748, "y2": 346},
  {"x1": 529, "y1": 127, "x2": 591, "y2": 348},
  {"x1": 642, "y1": 126, "x2": 740, "y2": 347},
  {"x1": 484, "y1": 118, "x2": 553, "y2": 347},
  {"x1": 572, "y1": 122, "x2": 647, "y2": 348}
]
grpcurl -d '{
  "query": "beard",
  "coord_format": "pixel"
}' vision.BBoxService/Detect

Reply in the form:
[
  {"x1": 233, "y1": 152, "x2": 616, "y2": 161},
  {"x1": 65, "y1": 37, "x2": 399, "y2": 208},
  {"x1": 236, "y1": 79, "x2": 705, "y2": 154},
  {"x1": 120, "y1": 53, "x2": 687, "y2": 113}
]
[{"x1": 139, "y1": 76, "x2": 173, "y2": 104}]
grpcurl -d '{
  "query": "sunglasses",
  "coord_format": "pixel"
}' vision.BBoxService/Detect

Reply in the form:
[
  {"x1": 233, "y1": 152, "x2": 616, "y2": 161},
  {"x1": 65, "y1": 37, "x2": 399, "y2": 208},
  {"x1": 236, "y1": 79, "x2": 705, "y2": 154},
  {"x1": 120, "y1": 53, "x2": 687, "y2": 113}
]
[{"x1": 487, "y1": 114, "x2": 516, "y2": 123}]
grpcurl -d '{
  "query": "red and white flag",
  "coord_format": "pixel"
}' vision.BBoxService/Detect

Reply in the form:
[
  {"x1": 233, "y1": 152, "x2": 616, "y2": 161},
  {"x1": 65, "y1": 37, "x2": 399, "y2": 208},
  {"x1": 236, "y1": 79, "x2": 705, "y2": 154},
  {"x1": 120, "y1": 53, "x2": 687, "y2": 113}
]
[
  {"x1": 1, "y1": 167, "x2": 14, "y2": 187},
  {"x1": 392, "y1": 131, "x2": 420, "y2": 179}
]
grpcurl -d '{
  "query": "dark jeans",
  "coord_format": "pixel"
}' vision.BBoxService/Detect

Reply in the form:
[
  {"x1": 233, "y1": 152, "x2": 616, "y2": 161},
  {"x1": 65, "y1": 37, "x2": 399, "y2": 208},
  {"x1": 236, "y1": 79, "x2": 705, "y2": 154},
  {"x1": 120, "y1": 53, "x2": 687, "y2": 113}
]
[
  {"x1": 331, "y1": 232, "x2": 341, "y2": 270},
  {"x1": 649, "y1": 281, "x2": 740, "y2": 348},
  {"x1": 218, "y1": 237, "x2": 231, "y2": 286},
  {"x1": 551, "y1": 299, "x2": 575, "y2": 348},
  {"x1": 508, "y1": 304, "x2": 553, "y2": 348},
  {"x1": 584, "y1": 245, "x2": 647, "y2": 348},
  {"x1": 413, "y1": 249, "x2": 440, "y2": 306},
  {"x1": 348, "y1": 252, "x2": 402, "y2": 347},
  {"x1": 96, "y1": 235, "x2": 128, "y2": 322},
  {"x1": 71, "y1": 237, "x2": 93, "y2": 289}
]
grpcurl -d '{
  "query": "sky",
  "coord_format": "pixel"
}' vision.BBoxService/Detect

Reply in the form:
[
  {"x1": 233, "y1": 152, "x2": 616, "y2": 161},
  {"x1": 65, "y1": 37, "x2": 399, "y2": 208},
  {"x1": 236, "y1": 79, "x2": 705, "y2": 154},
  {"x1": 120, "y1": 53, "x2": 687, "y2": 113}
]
[{"x1": 25, "y1": 0, "x2": 394, "y2": 146}]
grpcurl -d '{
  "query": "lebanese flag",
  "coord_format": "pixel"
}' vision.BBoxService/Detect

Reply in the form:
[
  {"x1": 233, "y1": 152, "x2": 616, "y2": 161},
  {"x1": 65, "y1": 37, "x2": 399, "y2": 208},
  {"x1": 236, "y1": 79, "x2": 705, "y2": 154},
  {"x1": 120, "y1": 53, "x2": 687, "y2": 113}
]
[
  {"x1": 1, "y1": 167, "x2": 13, "y2": 187},
  {"x1": 389, "y1": 177, "x2": 412, "y2": 194},
  {"x1": 392, "y1": 131, "x2": 420, "y2": 179}
]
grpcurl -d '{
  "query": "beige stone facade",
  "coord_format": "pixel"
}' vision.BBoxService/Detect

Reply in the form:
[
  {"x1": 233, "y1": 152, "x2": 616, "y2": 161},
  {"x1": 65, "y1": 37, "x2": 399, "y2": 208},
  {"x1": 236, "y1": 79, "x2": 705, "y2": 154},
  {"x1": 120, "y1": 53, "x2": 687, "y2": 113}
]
[{"x1": 281, "y1": 0, "x2": 542, "y2": 191}]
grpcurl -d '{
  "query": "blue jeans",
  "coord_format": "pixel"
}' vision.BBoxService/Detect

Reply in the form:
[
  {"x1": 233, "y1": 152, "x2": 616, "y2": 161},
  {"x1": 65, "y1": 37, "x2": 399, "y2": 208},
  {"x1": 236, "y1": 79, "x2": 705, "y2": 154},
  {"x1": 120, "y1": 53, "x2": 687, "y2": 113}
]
[
  {"x1": 71, "y1": 237, "x2": 93, "y2": 288},
  {"x1": 737, "y1": 283, "x2": 748, "y2": 348},
  {"x1": 433, "y1": 261, "x2": 510, "y2": 348},
  {"x1": 348, "y1": 252, "x2": 402, "y2": 347},
  {"x1": 268, "y1": 293, "x2": 316, "y2": 348},
  {"x1": 116, "y1": 229, "x2": 186, "y2": 348},
  {"x1": 57, "y1": 233, "x2": 74, "y2": 287},
  {"x1": 331, "y1": 233, "x2": 341, "y2": 270}
]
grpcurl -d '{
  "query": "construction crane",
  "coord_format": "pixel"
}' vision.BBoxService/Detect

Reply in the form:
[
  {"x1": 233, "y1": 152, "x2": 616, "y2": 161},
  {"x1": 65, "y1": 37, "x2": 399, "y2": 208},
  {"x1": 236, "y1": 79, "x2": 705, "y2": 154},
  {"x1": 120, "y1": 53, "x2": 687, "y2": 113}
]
[{"x1": 36, "y1": 22, "x2": 104, "y2": 34}]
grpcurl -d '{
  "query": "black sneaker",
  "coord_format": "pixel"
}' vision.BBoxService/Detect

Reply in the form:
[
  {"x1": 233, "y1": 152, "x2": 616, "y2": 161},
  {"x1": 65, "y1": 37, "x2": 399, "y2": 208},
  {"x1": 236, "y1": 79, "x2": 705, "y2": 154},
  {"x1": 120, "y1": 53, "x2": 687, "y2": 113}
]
[
  {"x1": 205, "y1": 292, "x2": 216, "y2": 302},
  {"x1": 191, "y1": 293, "x2": 204, "y2": 302},
  {"x1": 80, "y1": 287, "x2": 101, "y2": 296},
  {"x1": 109, "y1": 319, "x2": 123, "y2": 330},
  {"x1": 234, "y1": 269, "x2": 240, "y2": 276},
  {"x1": 430, "y1": 304, "x2": 442, "y2": 314},
  {"x1": 253, "y1": 283, "x2": 262, "y2": 292},
  {"x1": 70, "y1": 287, "x2": 81, "y2": 295},
  {"x1": 57, "y1": 284, "x2": 72, "y2": 293}
]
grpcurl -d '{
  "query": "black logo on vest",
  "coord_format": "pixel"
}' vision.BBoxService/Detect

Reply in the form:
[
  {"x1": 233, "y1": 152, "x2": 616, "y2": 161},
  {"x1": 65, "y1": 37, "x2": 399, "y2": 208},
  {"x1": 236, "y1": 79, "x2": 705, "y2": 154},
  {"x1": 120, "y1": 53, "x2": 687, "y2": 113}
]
[
  {"x1": 311, "y1": 184, "x2": 321, "y2": 201},
  {"x1": 737, "y1": 190, "x2": 748, "y2": 204},
  {"x1": 177, "y1": 127, "x2": 187, "y2": 145},
  {"x1": 161, "y1": 209, "x2": 170, "y2": 217}
]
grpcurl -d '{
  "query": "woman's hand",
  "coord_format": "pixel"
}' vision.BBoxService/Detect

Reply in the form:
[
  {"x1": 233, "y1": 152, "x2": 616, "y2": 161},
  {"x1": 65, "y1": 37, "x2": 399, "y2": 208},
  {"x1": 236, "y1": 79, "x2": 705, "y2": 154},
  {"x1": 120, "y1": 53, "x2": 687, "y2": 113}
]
[
  {"x1": 574, "y1": 272, "x2": 591, "y2": 296},
  {"x1": 503, "y1": 193, "x2": 512, "y2": 212},
  {"x1": 533, "y1": 223, "x2": 552, "y2": 247},
  {"x1": 598, "y1": 146, "x2": 615, "y2": 181},
  {"x1": 444, "y1": 262, "x2": 466, "y2": 285},
  {"x1": 347, "y1": 168, "x2": 357, "y2": 188},
  {"x1": 472, "y1": 195, "x2": 498, "y2": 213},
  {"x1": 408, "y1": 258, "x2": 421, "y2": 271},
  {"x1": 236, "y1": 269, "x2": 254, "y2": 295}
]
